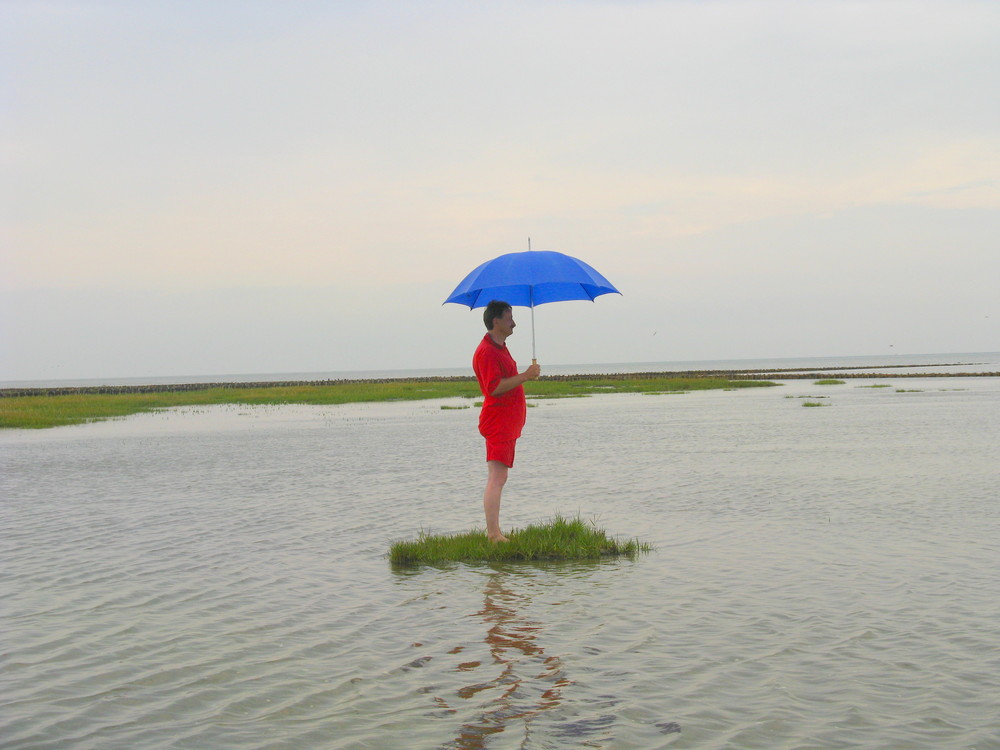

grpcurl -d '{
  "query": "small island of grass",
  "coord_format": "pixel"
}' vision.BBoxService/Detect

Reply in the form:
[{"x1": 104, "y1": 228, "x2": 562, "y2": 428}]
[
  {"x1": 389, "y1": 515, "x2": 652, "y2": 565},
  {"x1": 814, "y1": 379, "x2": 846, "y2": 385}
]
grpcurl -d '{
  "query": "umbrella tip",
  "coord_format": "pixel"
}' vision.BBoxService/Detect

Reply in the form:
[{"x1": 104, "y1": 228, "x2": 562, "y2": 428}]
[{"x1": 527, "y1": 237, "x2": 531, "y2": 251}]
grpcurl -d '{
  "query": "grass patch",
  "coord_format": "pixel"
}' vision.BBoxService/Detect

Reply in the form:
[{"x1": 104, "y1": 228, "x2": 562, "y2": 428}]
[
  {"x1": 896, "y1": 389, "x2": 924, "y2": 393},
  {"x1": 786, "y1": 395, "x2": 828, "y2": 399},
  {"x1": 440, "y1": 404, "x2": 471, "y2": 410},
  {"x1": 813, "y1": 379, "x2": 846, "y2": 385},
  {"x1": 526, "y1": 393, "x2": 592, "y2": 399},
  {"x1": 389, "y1": 515, "x2": 652, "y2": 565},
  {"x1": 802, "y1": 401, "x2": 829, "y2": 407},
  {"x1": 2, "y1": 375, "x2": 776, "y2": 429},
  {"x1": 532, "y1": 376, "x2": 772, "y2": 398},
  {"x1": 0, "y1": 382, "x2": 483, "y2": 429},
  {"x1": 858, "y1": 384, "x2": 892, "y2": 388}
]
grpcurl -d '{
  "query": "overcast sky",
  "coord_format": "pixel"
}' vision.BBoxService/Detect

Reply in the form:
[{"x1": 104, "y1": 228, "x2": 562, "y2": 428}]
[{"x1": 2, "y1": 0, "x2": 998, "y2": 382}]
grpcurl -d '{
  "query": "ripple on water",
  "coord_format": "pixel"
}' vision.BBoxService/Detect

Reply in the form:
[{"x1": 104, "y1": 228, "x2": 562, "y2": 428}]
[{"x1": 2, "y1": 384, "x2": 1000, "y2": 748}]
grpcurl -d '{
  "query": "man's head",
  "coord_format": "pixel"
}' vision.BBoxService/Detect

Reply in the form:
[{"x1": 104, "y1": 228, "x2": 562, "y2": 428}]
[{"x1": 483, "y1": 300, "x2": 515, "y2": 337}]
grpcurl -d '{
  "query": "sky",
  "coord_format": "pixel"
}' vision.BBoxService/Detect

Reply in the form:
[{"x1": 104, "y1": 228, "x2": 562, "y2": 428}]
[{"x1": 2, "y1": 0, "x2": 998, "y2": 382}]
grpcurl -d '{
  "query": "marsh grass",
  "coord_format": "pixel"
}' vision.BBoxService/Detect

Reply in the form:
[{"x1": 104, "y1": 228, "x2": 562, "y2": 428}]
[
  {"x1": 802, "y1": 401, "x2": 829, "y2": 407},
  {"x1": 2, "y1": 376, "x2": 776, "y2": 429},
  {"x1": 814, "y1": 379, "x2": 846, "y2": 385},
  {"x1": 0, "y1": 382, "x2": 484, "y2": 429},
  {"x1": 526, "y1": 393, "x2": 592, "y2": 399},
  {"x1": 858, "y1": 384, "x2": 892, "y2": 388},
  {"x1": 389, "y1": 515, "x2": 652, "y2": 565}
]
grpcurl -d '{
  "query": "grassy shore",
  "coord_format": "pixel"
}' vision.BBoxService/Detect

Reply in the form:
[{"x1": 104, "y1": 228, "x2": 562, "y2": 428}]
[
  {"x1": 0, "y1": 375, "x2": 776, "y2": 429},
  {"x1": 389, "y1": 515, "x2": 652, "y2": 564}
]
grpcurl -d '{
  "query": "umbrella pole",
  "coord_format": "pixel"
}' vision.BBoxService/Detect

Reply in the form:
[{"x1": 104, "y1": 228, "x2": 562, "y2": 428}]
[
  {"x1": 531, "y1": 305, "x2": 537, "y2": 365},
  {"x1": 530, "y1": 286, "x2": 537, "y2": 365}
]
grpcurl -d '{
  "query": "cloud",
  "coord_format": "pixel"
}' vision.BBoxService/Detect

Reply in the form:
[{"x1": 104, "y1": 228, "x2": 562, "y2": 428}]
[{"x1": 2, "y1": 0, "x2": 998, "y2": 377}]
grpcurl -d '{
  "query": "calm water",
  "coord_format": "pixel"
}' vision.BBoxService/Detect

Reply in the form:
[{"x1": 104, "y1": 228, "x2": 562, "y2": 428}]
[{"x1": 2, "y1": 375, "x2": 1000, "y2": 748}]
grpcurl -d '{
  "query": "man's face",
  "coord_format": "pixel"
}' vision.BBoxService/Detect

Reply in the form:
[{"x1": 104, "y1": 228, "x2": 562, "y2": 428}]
[{"x1": 493, "y1": 308, "x2": 516, "y2": 337}]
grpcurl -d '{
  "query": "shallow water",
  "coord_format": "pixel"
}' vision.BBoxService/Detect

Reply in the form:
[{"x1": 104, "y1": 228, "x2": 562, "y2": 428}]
[{"x1": 2, "y1": 378, "x2": 999, "y2": 748}]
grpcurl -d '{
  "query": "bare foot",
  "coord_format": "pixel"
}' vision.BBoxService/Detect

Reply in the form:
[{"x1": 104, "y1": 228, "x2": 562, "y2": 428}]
[{"x1": 488, "y1": 533, "x2": 510, "y2": 543}]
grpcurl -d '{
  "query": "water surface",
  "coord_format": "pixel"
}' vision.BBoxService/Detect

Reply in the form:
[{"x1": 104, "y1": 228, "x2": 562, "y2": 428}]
[{"x1": 3, "y1": 377, "x2": 999, "y2": 748}]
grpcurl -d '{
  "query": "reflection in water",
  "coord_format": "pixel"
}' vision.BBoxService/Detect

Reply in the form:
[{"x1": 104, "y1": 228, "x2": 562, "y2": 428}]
[
  {"x1": 443, "y1": 571, "x2": 570, "y2": 749},
  {"x1": 5, "y1": 381, "x2": 997, "y2": 748}
]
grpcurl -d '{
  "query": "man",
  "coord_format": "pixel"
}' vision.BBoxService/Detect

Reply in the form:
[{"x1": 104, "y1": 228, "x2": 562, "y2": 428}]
[{"x1": 472, "y1": 300, "x2": 541, "y2": 542}]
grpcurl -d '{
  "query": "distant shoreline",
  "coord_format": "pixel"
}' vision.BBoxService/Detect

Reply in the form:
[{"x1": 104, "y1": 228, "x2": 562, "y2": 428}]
[{"x1": 2, "y1": 363, "x2": 996, "y2": 398}]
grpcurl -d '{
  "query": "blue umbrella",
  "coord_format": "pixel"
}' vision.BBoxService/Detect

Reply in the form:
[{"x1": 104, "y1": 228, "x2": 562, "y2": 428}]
[{"x1": 444, "y1": 249, "x2": 621, "y2": 363}]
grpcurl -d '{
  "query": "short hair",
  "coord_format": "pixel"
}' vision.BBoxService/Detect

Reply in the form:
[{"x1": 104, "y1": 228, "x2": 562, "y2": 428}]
[{"x1": 483, "y1": 300, "x2": 511, "y2": 330}]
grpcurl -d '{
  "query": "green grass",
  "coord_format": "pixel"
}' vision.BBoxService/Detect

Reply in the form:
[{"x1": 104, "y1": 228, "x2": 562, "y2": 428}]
[
  {"x1": 858, "y1": 384, "x2": 892, "y2": 388},
  {"x1": 813, "y1": 379, "x2": 846, "y2": 385},
  {"x1": 802, "y1": 401, "x2": 829, "y2": 407},
  {"x1": 389, "y1": 515, "x2": 652, "y2": 565},
  {"x1": 529, "y1": 376, "x2": 774, "y2": 398},
  {"x1": 1, "y1": 376, "x2": 777, "y2": 429},
  {"x1": 526, "y1": 393, "x2": 591, "y2": 399}
]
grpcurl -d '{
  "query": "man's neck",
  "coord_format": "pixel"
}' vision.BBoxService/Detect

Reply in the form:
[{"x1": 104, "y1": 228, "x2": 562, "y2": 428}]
[{"x1": 488, "y1": 330, "x2": 507, "y2": 346}]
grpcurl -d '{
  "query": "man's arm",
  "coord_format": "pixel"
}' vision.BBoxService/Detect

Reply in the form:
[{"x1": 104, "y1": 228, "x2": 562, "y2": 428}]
[{"x1": 490, "y1": 363, "x2": 541, "y2": 396}]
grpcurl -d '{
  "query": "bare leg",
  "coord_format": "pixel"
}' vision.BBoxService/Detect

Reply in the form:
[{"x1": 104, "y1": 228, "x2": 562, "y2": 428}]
[{"x1": 483, "y1": 460, "x2": 509, "y2": 542}]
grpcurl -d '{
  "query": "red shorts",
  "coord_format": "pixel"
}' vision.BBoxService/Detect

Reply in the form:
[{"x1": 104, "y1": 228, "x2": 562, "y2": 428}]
[{"x1": 485, "y1": 439, "x2": 516, "y2": 468}]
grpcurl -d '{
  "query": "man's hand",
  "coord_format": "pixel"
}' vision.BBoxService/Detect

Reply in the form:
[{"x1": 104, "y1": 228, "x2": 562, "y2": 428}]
[{"x1": 490, "y1": 363, "x2": 542, "y2": 396}]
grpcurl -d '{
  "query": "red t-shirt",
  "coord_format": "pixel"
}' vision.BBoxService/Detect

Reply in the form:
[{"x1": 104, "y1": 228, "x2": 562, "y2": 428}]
[{"x1": 472, "y1": 333, "x2": 527, "y2": 441}]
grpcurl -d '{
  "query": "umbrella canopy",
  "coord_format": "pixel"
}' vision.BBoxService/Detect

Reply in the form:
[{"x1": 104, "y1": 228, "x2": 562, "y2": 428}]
[
  {"x1": 443, "y1": 250, "x2": 620, "y2": 309},
  {"x1": 444, "y1": 249, "x2": 621, "y2": 362}
]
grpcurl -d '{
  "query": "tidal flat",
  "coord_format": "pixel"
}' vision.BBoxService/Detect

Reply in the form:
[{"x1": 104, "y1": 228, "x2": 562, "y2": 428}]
[
  {"x1": 2, "y1": 376, "x2": 999, "y2": 748},
  {"x1": 0, "y1": 375, "x2": 775, "y2": 429}
]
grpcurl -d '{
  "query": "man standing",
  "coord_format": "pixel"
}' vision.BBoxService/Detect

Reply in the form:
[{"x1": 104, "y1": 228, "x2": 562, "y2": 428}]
[{"x1": 472, "y1": 300, "x2": 541, "y2": 542}]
